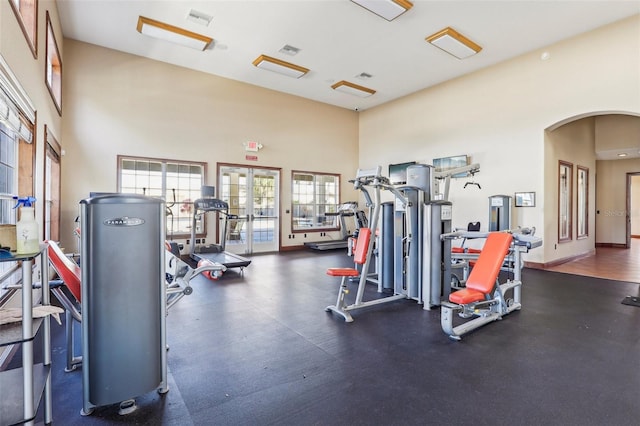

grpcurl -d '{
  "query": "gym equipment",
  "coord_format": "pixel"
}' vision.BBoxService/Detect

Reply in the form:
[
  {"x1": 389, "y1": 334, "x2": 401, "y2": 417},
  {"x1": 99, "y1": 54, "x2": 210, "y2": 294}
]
[
  {"x1": 326, "y1": 228, "x2": 372, "y2": 322},
  {"x1": 47, "y1": 241, "x2": 82, "y2": 373},
  {"x1": 325, "y1": 163, "x2": 464, "y2": 322},
  {"x1": 450, "y1": 222, "x2": 482, "y2": 288},
  {"x1": 48, "y1": 238, "x2": 224, "y2": 375},
  {"x1": 440, "y1": 228, "x2": 542, "y2": 340},
  {"x1": 489, "y1": 195, "x2": 512, "y2": 231},
  {"x1": 304, "y1": 201, "x2": 367, "y2": 251},
  {"x1": 326, "y1": 167, "x2": 416, "y2": 322},
  {"x1": 422, "y1": 200, "x2": 453, "y2": 308},
  {"x1": 189, "y1": 198, "x2": 251, "y2": 270},
  {"x1": 434, "y1": 163, "x2": 480, "y2": 201},
  {"x1": 79, "y1": 194, "x2": 167, "y2": 415}
]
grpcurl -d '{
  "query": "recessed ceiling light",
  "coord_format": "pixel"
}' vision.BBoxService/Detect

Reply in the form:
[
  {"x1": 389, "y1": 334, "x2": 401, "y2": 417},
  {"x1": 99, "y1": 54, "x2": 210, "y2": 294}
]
[
  {"x1": 618, "y1": 153, "x2": 628, "y2": 157},
  {"x1": 137, "y1": 16, "x2": 213, "y2": 50},
  {"x1": 331, "y1": 80, "x2": 376, "y2": 97},
  {"x1": 252, "y1": 55, "x2": 309, "y2": 78},
  {"x1": 279, "y1": 45, "x2": 301, "y2": 56},
  {"x1": 426, "y1": 27, "x2": 482, "y2": 59},
  {"x1": 540, "y1": 51, "x2": 551, "y2": 60},
  {"x1": 351, "y1": 0, "x2": 413, "y2": 21}
]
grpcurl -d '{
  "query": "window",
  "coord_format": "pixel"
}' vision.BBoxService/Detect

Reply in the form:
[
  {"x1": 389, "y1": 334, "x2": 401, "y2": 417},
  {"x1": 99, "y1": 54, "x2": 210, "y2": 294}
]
[
  {"x1": 45, "y1": 11, "x2": 62, "y2": 115},
  {"x1": 0, "y1": 59, "x2": 37, "y2": 305},
  {"x1": 44, "y1": 126, "x2": 61, "y2": 242},
  {"x1": 0, "y1": 117, "x2": 34, "y2": 306},
  {"x1": 577, "y1": 166, "x2": 589, "y2": 239},
  {"x1": 9, "y1": 0, "x2": 38, "y2": 58},
  {"x1": 558, "y1": 161, "x2": 573, "y2": 242},
  {"x1": 118, "y1": 156, "x2": 206, "y2": 237},
  {"x1": 292, "y1": 171, "x2": 339, "y2": 231}
]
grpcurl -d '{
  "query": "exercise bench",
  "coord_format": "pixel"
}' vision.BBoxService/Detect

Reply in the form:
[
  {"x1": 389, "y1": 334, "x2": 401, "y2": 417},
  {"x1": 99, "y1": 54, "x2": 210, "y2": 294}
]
[{"x1": 441, "y1": 232, "x2": 521, "y2": 340}]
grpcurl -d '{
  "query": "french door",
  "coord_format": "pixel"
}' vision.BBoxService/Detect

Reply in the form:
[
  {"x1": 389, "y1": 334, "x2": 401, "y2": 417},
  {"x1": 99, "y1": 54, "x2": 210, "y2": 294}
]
[{"x1": 218, "y1": 165, "x2": 280, "y2": 254}]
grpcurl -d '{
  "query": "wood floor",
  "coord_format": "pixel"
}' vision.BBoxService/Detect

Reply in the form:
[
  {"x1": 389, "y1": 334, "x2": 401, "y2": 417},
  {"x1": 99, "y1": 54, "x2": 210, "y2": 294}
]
[{"x1": 544, "y1": 237, "x2": 640, "y2": 283}]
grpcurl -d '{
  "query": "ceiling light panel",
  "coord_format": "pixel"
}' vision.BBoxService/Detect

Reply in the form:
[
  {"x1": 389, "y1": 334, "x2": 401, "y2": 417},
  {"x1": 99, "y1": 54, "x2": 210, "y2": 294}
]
[
  {"x1": 137, "y1": 16, "x2": 213, "y2": 50},
  {"x1": 426, "y1": 27, "x2": 482, "y2": 59},
  {"x1": 351, "y1": 0, "x2": 413, "y2": 21},
  {"x1": 252, "y1": 55, "x2": 309, "y2": 78},
  {"x1": 331, "y1": 80, "x2": 376, "y2": 97}
]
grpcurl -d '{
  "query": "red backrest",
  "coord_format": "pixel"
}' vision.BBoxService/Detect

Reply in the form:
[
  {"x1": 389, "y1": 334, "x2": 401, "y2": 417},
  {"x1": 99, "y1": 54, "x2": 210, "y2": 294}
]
[
  {"x1": 47, "y1": 240, "x2": 82, "y2": 302},
  {"x1": 353, "y1": 228, "x2": 372, "y2": 265},
  {"x1": 465, "y1": 232, "x2": 513, "y2": 295}
]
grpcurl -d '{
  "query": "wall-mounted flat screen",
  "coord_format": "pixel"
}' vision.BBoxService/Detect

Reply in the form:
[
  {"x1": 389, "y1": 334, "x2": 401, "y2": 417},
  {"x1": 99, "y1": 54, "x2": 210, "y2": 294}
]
[{"x1": 388, "y1": 161, "x2": 416, "y2": 185}]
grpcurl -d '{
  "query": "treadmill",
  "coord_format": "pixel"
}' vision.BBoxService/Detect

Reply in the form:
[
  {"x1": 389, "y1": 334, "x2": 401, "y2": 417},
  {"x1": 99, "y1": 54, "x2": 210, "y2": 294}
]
[
  {"x1": 189, "y1": 198, "x2": 252, "y2": 270},
  {"x1": 304, "y1": 202, "x2": 367, "y2": 251}
]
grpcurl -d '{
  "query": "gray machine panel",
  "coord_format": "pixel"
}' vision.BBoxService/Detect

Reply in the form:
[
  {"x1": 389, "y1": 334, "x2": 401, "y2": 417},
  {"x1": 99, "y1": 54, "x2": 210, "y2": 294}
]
[{"x1": 80, "y1": 194, "x2": 166, "y2": 409}]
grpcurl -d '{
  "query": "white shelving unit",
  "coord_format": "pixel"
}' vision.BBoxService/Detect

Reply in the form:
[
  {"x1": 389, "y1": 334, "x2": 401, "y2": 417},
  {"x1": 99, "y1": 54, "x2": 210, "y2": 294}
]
[{"x1": 0, "y1": 246, "x2": 52, "y2": 425}]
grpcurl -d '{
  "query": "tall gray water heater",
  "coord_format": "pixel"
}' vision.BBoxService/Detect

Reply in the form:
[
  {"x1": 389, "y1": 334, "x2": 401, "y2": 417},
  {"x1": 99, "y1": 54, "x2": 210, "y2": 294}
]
[
  {"x1": 489, "y1": 195, "x2": 512, "y2": 232},
  {"x1": 80, "y1": 194, "x2": 167, "y2": 415}
]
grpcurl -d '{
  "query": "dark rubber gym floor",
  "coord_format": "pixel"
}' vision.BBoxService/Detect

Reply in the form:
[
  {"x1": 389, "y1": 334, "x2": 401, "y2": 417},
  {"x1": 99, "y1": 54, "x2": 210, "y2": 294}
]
[{"x1": 38, "y1": 249, "x2": 640, "y2": 425}]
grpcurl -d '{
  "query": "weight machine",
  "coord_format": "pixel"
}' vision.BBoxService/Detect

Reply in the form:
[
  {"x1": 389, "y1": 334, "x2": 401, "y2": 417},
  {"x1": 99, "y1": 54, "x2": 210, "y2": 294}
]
[
  {"x1": 325, "y1": 167, "x2": 415, "y2": 322},
  {"x1": 326, "y1": 165, "x2": 451, "y2": 322},
  {"x1": 440, "y1": 227, "x2": 542, "y2": 340}
]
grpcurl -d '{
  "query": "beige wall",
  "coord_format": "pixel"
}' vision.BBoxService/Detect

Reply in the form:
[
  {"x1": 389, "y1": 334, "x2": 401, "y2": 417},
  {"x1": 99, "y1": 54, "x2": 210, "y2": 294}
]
[
  {"x1": 0, "y1": 0, "x2": 63, "y2": 226},
  {"x1": 544, "y1": 118, "x2": 596, "y2": 262},
  {"x1": 632, "y1": 175, "x2": 640, "y2": 236},
  {"x1": 61, "y1": 40, "x2": 359, "y2": 250},
  {"x1": 595, "y1": 114, "x2": 640, "y2": 152},
  {"x1": 596, "y1": 158, "x2": 640, "y2": 245},
  {"x1": 358, "y1": 15, "x2": 640, "y2": 264}
]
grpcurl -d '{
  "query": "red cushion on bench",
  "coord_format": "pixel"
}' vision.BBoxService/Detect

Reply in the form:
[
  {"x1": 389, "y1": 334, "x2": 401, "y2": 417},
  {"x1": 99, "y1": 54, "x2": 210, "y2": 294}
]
[
  {"x1": 465, "y1": 232, "x2": 512, "y2": 294},
  {"x1": 47, "y1": 240, "x2": 82, "y2": 303},
  {"x1": 449, "y1": 232, "x2": 513, "y2": 304},
  {"x1": 326, "y1": 268, "x2": 359, "y2": 277},
  {"x1": 449, "y1": 288, "x2": 486, "y2": 304}
]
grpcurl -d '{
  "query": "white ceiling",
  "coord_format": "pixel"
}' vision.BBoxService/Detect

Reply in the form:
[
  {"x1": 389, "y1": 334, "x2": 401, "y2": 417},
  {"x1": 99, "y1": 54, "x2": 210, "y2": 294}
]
[{"x1": 56, "y1": 0, "x2": 640, "y2": 112}]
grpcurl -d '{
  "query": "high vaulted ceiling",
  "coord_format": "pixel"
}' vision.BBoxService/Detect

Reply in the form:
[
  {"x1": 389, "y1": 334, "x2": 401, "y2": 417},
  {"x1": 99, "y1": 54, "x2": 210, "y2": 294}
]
[{"x1": 57, "y1": 1, "x2": 639, "y2": 112}]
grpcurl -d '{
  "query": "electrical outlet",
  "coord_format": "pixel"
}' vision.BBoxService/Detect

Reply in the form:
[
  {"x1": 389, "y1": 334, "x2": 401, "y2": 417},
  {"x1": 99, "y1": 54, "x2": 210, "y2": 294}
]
[
  {"x1": 202, "y1": 238, "x2": 205, "y2": 244},
  {"x1": 186, "y1": 239, "x2": 190, "y2": 245},
  {"x1": 196, "y1": 238, "x2": 201, "y2": 244}
]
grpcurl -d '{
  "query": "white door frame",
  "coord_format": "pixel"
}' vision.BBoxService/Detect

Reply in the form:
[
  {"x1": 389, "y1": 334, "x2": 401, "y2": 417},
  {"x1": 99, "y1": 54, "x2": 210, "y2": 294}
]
[{"x1": 218, "y1": 164, "x2": 280, "y2": 254}]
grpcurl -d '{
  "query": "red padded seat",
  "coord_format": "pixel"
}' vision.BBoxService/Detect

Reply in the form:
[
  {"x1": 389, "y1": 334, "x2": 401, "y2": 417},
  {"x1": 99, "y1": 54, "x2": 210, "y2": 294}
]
[
  {"x1": 449, "y1": 232, "x2": 512, "y2": 305},
  {"x1": 326, "y1": 228, "x2": 371, "y2": 278}
]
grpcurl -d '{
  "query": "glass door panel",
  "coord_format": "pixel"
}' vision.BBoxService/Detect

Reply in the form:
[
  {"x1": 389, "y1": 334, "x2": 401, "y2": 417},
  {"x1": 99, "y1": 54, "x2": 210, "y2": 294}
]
[{"x1": 219, "y1": 165, "x2": 279, "y2": 254}]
